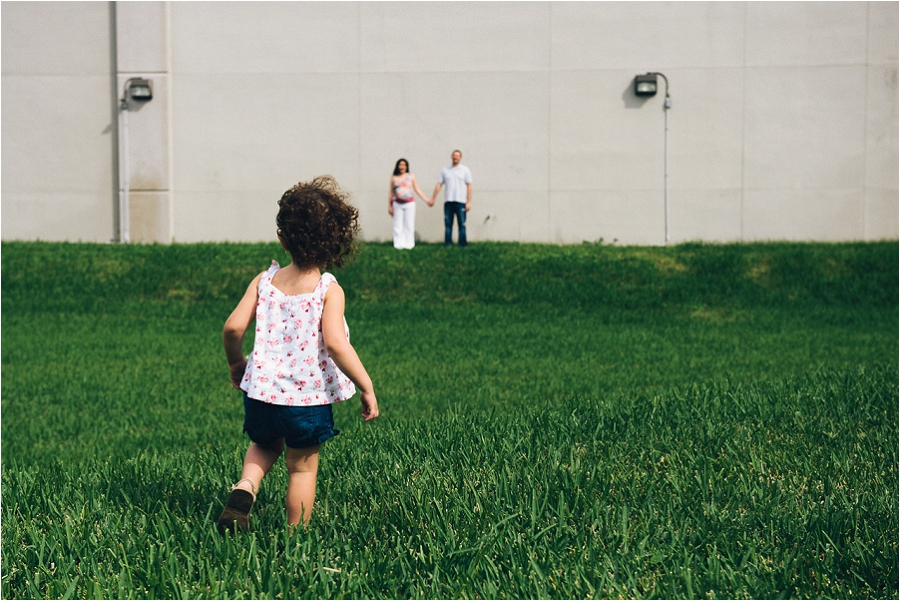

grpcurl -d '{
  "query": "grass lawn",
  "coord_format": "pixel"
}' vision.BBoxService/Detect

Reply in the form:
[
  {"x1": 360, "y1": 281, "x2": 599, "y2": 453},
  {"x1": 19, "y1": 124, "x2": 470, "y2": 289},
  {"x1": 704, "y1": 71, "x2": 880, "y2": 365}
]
[{"x1": 2, "y1": 240, "x2": 897, "y2": 599}]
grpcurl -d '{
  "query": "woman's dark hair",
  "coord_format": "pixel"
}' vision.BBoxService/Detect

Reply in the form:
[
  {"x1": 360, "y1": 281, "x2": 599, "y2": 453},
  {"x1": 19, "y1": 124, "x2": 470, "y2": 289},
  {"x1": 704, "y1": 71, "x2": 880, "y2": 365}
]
[
  {"x1": 393, "y1": 158, "x2": 409, "y2": 176},
  {"x1": 276, "y1": 176, "x2": 360, "y2": 269}
]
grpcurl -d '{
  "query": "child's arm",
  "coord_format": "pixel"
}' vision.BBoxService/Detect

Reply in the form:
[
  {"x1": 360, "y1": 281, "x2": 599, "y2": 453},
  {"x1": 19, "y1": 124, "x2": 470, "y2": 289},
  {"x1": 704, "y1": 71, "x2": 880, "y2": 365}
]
[
  {"x1": 322, "y1": 283, "x2": 379, "y2": 422},
  {"x1": 223, "y1": 274, "x2": 261, "y2": 389}
]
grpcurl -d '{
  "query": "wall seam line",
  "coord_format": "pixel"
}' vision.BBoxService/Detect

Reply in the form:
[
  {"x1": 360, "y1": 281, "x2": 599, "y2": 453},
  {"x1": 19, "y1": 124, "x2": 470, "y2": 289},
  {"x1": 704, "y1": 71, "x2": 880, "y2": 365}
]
[
  {"x1": 358, "y1": 3, "x2": 362, "y2": 204},
  {"x1": 740, "y1": 1, "x2": 748, "y2": 242},
  {"x1": 166, "y1": 0, "x2": 175, "y2": 242},
  {"x1": 862, "y1": 1, "x2": 871, "y2": 240},
  {"x1": 109, "y1": 0, "x2": 121, "y2": 243},
  {"x1": 547, "y1": 0, "x2": 553, "y2": 244}
]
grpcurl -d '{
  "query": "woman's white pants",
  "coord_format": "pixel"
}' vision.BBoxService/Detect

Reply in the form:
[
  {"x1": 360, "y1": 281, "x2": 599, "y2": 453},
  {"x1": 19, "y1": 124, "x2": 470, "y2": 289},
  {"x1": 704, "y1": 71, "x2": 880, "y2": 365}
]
[{"x1": 392, "y1": 201, "x2": 416, "y2": 249}]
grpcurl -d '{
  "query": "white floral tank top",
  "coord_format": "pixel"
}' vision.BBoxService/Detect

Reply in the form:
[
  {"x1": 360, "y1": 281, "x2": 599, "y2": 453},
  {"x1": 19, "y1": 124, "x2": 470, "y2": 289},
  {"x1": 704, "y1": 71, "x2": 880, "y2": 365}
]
[{"x1": 240, "y1": 262, "x2": 356, "y2": 406}]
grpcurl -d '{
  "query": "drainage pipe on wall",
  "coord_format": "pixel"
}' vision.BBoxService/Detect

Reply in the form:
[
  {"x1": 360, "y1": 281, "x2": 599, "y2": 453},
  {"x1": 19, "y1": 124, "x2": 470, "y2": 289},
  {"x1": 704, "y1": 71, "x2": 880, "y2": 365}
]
[
  {"x1": 118, "y1": 95, "x2": 130, "y2": 244},
  {"x1": 652, "y1": 72, "x2": 671, "y2": 245}
]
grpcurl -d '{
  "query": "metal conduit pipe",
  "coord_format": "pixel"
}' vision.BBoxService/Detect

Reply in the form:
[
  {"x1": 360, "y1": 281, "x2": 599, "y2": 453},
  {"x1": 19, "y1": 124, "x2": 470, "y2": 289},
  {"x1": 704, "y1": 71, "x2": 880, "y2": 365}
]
[
  {"x1": 117, "y1": 78, "x2": 152, "y2": 244},
  {"x1": 652, "y1": 72, "x2": 672, "y2": 246},
  {"x1": 118, "y1": 94, "x2": 130, "y2": 243},
  {"x1": 634, "y1": 72, "x2": 672, "y2": 245}
]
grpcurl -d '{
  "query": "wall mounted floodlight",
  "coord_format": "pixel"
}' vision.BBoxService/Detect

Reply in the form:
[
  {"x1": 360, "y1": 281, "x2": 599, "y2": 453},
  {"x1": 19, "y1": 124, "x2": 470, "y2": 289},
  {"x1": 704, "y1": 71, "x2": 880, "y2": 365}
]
[
  {"x1": 634, "y1": 73, "x2": 658, "y2": 97},
  {"x1": 125, "y1": 77, "x2": 153, "y2": 102}
]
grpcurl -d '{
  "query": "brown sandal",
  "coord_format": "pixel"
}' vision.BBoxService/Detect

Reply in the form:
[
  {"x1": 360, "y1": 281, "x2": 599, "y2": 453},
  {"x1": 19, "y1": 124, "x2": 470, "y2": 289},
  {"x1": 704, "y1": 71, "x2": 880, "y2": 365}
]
[{"x1": 217, "y1": 478, "x2": 257, "y2": 533}]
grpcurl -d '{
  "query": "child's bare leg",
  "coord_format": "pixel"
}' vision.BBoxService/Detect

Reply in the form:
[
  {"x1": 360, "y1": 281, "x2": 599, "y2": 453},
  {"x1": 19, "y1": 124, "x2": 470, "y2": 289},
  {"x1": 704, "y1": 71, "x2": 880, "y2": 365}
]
[
  {"x1": 284, "y1": 444, "x2": 320, "y2": 526},
  {"x1": 218, "y1": 440, "x2": 284, "y2": 533},
  {"x1": 238, "y1": 439, "x2": 285, "y2": 492}
]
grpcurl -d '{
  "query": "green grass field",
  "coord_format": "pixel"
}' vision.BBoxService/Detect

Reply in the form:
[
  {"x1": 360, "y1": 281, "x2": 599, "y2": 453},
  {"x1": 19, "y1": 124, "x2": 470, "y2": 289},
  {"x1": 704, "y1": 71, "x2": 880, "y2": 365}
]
[{"x1": 2, "y1": 240, "x2": 897, "y2": 599}]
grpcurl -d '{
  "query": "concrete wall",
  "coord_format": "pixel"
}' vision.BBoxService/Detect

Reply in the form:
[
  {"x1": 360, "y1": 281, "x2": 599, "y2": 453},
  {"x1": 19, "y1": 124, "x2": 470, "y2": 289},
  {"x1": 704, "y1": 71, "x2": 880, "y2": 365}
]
[
  {"x1": 1, "y1": 1, "x2": 118, "y2": 242},
  {"x1": 2, "y1": 1, "x2": 897, "y2": 245},
  {"x1": 116, "y1": 0, "x2": 172, "y2": 243}
]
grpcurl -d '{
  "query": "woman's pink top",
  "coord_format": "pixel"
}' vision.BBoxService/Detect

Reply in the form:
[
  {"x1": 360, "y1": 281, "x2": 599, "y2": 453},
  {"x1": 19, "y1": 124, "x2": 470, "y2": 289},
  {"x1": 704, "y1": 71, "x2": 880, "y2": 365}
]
[
  {"x1": 240, "y1": 262, "x2": 356, "y2": 406},
  {"x1": 392, "y1": 173, "x2": 415, "y2": 203}
]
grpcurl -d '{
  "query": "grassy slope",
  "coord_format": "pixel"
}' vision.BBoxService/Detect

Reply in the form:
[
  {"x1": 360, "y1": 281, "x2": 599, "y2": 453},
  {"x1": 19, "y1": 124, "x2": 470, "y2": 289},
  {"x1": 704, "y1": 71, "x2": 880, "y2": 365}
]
[
  {"x1": 2, "y1": 241, "x2": 894, "y2": 462},
  {"x1": 1, "y1": 240, "x2": 897, "y2": 599}
]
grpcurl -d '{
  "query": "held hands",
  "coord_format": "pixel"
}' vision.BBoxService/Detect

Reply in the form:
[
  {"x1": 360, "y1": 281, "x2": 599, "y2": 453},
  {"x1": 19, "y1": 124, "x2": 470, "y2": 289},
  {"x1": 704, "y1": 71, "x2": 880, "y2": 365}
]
[
  {"x1": 229, "y1": 358, "x2": 247, "y2": 390},
  {"x1": 417, "y1": 190, "x2": 435, "y2": 207},
  {"x1": 360, "y1": 390, "x2": 379, "y2": 422}
]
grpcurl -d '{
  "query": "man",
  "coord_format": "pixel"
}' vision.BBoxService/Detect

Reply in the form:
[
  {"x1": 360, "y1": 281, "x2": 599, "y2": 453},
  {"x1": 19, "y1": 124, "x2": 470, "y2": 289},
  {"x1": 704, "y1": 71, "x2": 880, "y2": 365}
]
[{"x1": 431, "y1": 150, "x2": 472, "y2": 247}]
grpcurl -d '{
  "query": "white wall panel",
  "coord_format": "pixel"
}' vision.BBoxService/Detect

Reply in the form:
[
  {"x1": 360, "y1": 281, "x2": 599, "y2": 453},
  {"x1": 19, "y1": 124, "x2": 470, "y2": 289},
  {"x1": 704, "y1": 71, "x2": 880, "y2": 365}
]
[
  {"x1": 868, "y1": 1, "x2": 900, "y2": 65},
  {"x1": 118, "y1": 73, "x2": 170, "y2": 191},
  {"x1": 2, "y1": 76, "x2": 115, "y2": 192},
  {"x1": 1, "y1": 192, "x2": 113, "y2": 242},
  {"x1": 171, "y1": 1, "x2": 359, "y2": 74},
  {"x1": 865, "y1": 189, "x2": 900, "y2": 240},
  {"x1": 550, "y1": 70, "x2": 662, "y2": 191},
  {"x1": 1, "y1": 1, "x2": 115, "y2": 242},
  {"x1": 551, "y1": 2, "x2": 745, "y2": 71},
  {"x1": 865, "y1": 67, "x2": 899, "y2": 190},
  {"x1": 743, "y1": 189, "x2": 864, "y2": 241},
  {"x1": 116, "y1": 1, "x2": 167, "y2": 73},
  {"x1": 360, "y1": 1, "x2": 550, "y2": 73},
  {"x1": 171, "y1": 73, "x2": 360, "y2": 193},
  {"x1": 174, "y1": 190, "x2": 279, "y2": 243},
  {"x1": 465, "y1": 191, "x2": 552, "y2": 243},
  {"x1": 550, "y1": 189, "x2": 664, "y2": 245},
  {"x1": 745, "y1": 2, "x2": 867, "y2": 67},
  {"x1": 115, "y1": 2, "x2": 172, "y2": 243},
  {"x1": 666, "y1": 68, "x2": 744, "y2": 191},
  {"x1": 1, "y1": 1, "x2": 112, "y2": 75},
  {"x1": 668, "y1": 189, "x2": 743, "y2": 244},
  {"x1": 862, "y1": 2, "x2": 899, "y2": 242},
  {"x1": 743, "y1": 66, "x2": 866, "y2": 191},
  {"x1": 129, "y1": 191, "x2": 171, "y2": 244},
  {"x1": 354, "y1": 186, "x2": 398, "y2": 243}
]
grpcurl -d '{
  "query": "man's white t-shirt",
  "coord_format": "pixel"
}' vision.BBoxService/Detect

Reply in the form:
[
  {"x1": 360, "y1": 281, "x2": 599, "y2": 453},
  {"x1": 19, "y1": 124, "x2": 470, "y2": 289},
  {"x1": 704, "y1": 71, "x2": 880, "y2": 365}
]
[{"x1": 439, "y1": 164, "x2": 472, "y2": 203}]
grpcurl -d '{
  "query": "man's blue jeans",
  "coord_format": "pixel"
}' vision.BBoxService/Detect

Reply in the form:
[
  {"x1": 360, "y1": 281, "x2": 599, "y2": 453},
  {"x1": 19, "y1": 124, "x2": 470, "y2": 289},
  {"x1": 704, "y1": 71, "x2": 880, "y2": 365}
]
[{"x1": 444, "y1": 202, "x2": 467, "y2": 246}]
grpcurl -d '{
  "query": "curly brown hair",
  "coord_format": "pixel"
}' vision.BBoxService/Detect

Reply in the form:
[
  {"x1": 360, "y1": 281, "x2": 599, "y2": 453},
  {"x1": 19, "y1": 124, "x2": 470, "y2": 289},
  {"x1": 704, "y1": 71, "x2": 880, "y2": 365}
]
[{"x1": 276, "y1": 176, "x2": 360, "y2": 269}]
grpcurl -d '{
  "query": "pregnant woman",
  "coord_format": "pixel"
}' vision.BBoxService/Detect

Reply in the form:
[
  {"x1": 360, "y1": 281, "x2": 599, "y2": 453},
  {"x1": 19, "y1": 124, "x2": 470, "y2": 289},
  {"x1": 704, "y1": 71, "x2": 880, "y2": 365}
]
[{"x1": 389, "y1": 158, "x2": 433, "y2": 249}]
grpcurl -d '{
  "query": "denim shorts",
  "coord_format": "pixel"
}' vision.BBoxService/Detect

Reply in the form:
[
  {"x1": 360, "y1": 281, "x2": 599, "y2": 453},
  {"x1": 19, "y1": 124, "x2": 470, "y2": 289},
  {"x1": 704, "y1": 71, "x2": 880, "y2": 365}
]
[{"x1": 242, "y1": 393, "x2": 340, "y2": 449}]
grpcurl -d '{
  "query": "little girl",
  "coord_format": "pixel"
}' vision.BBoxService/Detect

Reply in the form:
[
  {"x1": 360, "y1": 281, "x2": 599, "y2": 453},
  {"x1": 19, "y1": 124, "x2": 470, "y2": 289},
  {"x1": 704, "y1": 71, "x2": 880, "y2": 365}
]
[{"x1": 218, "y1": 176, "x2": 379, "y2": 533}]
